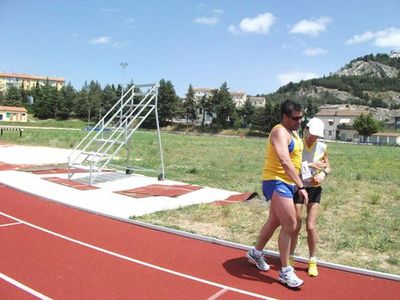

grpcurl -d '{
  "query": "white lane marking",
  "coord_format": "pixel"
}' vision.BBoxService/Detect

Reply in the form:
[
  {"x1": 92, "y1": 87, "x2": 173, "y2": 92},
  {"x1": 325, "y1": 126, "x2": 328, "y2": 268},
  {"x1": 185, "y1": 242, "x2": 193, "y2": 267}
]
[
  {"x1": 0, "y1": 211, "x2": 276, "y2": 300},
  {"x1": 0, "y1": 221, "x2": 22, "y2": 227},
  {"x1": 207, "y1": 288, "x2": 228, "y2": 300},
  {"x1": 0, "y1": 272, "x2": 52, "y2": 300}
]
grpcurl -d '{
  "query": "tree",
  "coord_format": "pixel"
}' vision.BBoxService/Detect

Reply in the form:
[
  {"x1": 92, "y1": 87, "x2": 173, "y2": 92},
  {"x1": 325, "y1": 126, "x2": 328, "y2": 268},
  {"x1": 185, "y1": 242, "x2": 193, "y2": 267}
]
[
  {"x1": 211, "y1": 82, "x2": 235, "y2": 129},
  {"x1": 251, "y1": 106, "x2": 267, "y2": 133},
  {"x1": 74, "y1": 83, "x2": 89, "y2": 120},
  {"x1": 87, "y1": 80, "x2": 103, "y2": 121},
  {"x1": 238, "y1": 98, "x2": 255, "y2": 128},
  {"x1": 4, "y1": 85, "x2": 22, "y2": 106},
  {"x1": 184, "y1": 84, "x2": 197, "y2": 126},
  {"x1": 264, "y1": 101, "x2": 281, "y2": 133},
  {"x1": 353, "y1": 113, "x2": 380, "y2": 142},
  {"x1": 157, "y1": 79, "x2": 179, "y2": 126},
  {"x1": 33, "y1": 80, "x2": 56, "y2": 119},
  {"x1": 199, "y1": 94, "x2": 213, "y2": 128},
  {"x1": 55, "y1": 84, "x2": 76, "y2": 120},
  {"x1": 301, "y1": 98, "x2": 319, "y2": 136},
  {"x1": 101, "y1": 84, "x2": 118, "y2": 120}
]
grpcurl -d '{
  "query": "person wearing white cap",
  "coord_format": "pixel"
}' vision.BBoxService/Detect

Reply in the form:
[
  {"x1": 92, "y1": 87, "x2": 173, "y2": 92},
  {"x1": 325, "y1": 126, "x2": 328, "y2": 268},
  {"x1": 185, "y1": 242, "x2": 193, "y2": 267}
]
[{"x1": 290, "y1": 117, "x2": 331, "y2": 277}]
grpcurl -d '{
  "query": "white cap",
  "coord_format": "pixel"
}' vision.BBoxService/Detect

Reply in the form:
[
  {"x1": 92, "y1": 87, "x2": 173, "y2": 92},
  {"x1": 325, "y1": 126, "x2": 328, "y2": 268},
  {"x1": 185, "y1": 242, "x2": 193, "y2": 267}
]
[{"x1": 307, "y1": 117, "x2": 324, "y2": 138}]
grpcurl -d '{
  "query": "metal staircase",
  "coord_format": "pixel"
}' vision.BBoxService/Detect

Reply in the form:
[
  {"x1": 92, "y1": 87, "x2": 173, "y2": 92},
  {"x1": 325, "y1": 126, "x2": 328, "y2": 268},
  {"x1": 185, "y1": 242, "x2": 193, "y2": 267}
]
[{"x1": 68, "y1": 83, "x2": 165, "y2": 185}]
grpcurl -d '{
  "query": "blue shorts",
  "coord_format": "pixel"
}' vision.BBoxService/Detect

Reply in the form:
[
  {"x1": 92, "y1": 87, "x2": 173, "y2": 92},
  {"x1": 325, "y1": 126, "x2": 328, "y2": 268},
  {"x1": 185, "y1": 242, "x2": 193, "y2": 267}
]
[{"x1": 262, "y1": 180, "x2": 296, "y2": 201}]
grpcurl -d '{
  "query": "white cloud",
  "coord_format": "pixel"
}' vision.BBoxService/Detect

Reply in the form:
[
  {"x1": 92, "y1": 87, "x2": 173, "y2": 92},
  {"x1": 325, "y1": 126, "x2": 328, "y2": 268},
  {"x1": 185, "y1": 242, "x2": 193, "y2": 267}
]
[
  {"x1": 229, "y1": 12, "x2": 275, "y2": 34},
  {"x1": 194, "y1": 16, "x2": 219, "y2": 25},
  {"x1": 101, "y1": 8, "x2": 120, "y2": 13},
  {"x1": 112, "y1": 41, "x2": 128, "y2": 49},
  {"x1": 345, "y1": 31, "x2": 375, "y2": 45},
  {"x1": 228, "y1": 25, "x2": 240, "y2": 35},
  {"x1": 277, "y1": 71, "x2": 318, "y2": 85},
  {"x1": 124, "y1": 18, "x2": 135, "y2": 24},
  {"x1": 346, "y1": 27, "x2": 400, "y2": 48},
  {"x1": 89, "y1": 36, "x2": 111, "y2": 45},
  {"x1": 303, "y1": 47, "x2": 328, "y2": 56},
  {"x1": 194, "y1": 7, "x2": 223, "y2": 26},
  {"x1": 290, "y1": 17, "x2": 331, "y2": 36}
]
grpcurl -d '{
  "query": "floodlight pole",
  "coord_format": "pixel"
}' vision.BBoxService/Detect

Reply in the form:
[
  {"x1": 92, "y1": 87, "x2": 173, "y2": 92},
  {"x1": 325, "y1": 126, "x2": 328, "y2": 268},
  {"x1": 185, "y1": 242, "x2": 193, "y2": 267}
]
[{"x1": 120, "y1": 62, "x2": 129, "y2": 95}]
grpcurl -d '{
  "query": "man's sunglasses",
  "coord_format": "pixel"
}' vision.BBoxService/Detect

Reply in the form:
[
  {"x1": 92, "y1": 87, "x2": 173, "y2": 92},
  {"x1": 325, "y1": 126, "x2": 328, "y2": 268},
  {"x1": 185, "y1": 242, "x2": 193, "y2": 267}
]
[{"x1": 290, "y1": 116, "x2": 303, "y2": 121}]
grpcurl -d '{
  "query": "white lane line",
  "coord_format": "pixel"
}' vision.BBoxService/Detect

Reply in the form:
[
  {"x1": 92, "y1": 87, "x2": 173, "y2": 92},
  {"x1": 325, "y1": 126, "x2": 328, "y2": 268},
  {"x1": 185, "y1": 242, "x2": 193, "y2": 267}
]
[
  {"x1": 0, "y1": 221, "x2": 22, "y2": 227},
  {"x1": 0, "y1": 272, "x2": 52, "y2": 300},
  {"x1": 207, "y1": 288, "x2": 228, "y2": 300},
  {"x1": 0, "y1": 211, "x2": 276, "y2": 300}
]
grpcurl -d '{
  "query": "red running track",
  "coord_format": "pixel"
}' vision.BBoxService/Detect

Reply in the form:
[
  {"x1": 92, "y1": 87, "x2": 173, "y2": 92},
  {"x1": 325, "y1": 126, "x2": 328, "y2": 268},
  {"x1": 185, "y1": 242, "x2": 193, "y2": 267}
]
[{"x1": 0, "y1": 184, "x2": 399, "y2": 299}]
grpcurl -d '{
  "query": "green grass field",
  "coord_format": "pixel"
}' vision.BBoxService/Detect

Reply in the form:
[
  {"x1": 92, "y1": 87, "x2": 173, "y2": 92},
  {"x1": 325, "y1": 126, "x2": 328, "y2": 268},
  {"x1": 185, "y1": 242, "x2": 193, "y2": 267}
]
[{"x1": 0, "y1": 122, "x2": 399, "y2": 274}]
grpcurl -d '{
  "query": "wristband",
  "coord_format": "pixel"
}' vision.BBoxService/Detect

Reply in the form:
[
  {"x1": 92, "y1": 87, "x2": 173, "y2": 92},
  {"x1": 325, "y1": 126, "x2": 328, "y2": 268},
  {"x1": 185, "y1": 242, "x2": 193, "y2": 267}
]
[
  {"x1": 298, "y1": 186, "x2": 305, "y2": 190},
  {"x1": 322, "y1": 170, "x2": 328, "y2": 176}
]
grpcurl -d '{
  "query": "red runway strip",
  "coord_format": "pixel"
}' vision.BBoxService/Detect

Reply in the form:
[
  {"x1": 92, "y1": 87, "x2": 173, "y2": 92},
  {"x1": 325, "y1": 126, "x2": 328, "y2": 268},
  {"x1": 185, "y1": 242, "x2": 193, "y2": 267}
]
[{"x1": 0, "y1": 184, "x2": 399, "y2": 299}]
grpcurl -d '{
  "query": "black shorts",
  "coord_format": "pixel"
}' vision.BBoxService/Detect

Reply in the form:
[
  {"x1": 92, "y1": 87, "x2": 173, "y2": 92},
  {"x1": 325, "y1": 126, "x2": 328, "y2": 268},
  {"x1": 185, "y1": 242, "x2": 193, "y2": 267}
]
[{"x1": 293, "y1": 186, "x2": 322, "y2": 204}]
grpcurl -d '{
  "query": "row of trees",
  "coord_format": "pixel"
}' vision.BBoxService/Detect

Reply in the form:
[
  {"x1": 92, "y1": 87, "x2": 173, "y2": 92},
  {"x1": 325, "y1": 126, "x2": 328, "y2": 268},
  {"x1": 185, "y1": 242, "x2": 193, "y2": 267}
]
[
  {"x1": 2, "y1": 78, "x2": 319, "y2": 133},
  {"x1": 1, "y1": 78, "x2": 383, "y2": 138}
]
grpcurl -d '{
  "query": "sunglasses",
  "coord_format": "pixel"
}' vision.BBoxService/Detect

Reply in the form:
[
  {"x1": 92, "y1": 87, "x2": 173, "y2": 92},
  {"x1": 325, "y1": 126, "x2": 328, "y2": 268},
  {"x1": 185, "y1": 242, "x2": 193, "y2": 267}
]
[{"x1": 290, "y1": 116, "x2": 303, "y2": 121}]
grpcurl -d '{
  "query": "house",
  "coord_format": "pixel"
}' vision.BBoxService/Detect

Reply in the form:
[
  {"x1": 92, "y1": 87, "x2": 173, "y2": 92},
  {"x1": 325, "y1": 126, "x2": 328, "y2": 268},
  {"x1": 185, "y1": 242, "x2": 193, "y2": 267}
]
[
  {"x1": 247, "y1": 96, "x2": 266, "y2": 107},
  {"x1": 389, "y1": 50, "x2": 400, "y2": 59},
  {"x1": 366, "y1": 132, "x2": 400, "y2": 146},
  {"x1": 0, "y1": 106, "x2": 28, "y2": 122},
  {"x1": 315, "y1": 106, "x2": 363, "y2": 141}
]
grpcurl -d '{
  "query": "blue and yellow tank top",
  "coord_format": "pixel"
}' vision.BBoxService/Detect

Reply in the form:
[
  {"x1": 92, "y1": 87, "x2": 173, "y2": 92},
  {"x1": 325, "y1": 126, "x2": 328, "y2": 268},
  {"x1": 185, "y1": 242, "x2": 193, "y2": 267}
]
[{"x1": 262, "y1": 124, "x2": 303, "y2": 185}]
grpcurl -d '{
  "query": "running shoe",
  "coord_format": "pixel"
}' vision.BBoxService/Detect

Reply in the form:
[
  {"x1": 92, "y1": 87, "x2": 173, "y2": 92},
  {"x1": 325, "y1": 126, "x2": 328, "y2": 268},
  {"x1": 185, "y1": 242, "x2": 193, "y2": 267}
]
[
  {"x1": 278, "y1": 266, "x2": 304, "y2": 288},
  {"x1": 246, "y1": 249, "x2": 270, "y2": 271},
  {"x1": 308, "y1": 259, "x2": 319, "y2": 277}
]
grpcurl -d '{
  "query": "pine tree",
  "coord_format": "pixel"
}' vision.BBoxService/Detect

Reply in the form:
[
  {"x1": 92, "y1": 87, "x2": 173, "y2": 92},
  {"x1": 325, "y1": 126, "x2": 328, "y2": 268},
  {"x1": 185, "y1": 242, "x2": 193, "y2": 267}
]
[
  {"x1": 157, "y1": 79, "x2": 179, "y2": 126},
  {"x1": 211, "y1": 82, "x2": 235, "y2": 129},
  {"x1": 184, "y1": 84, "x2": 197, "y2": 126}
]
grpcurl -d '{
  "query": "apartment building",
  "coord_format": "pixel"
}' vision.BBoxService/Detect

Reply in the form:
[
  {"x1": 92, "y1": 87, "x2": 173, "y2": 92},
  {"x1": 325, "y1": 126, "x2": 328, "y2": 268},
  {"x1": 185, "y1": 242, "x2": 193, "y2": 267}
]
[
  {"x1": 0, "y1": 72, "x2": 65, "y2": 93},
  {"x1": 192, "y1": 87, "x2": 247, "y2": 107},
  {"x1": 247, "y1": 96, "x2": 266, "y2": 107}
]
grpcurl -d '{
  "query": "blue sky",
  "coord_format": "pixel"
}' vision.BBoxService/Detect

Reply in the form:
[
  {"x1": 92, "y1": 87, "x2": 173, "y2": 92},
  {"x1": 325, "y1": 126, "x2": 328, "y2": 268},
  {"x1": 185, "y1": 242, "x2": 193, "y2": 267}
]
[{"x1": 1, "y1": 0, "x2": 399, "y2": 97}]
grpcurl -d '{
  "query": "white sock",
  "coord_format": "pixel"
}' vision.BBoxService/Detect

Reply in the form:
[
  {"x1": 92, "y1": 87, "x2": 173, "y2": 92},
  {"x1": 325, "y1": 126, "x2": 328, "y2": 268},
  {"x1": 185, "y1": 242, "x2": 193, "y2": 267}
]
[
  {"x1": 253, "y1": 248, "x2": 263, "y2": 257},
  {"x1": 309, "y1": 256, "x2": 317, "y2": 262}
]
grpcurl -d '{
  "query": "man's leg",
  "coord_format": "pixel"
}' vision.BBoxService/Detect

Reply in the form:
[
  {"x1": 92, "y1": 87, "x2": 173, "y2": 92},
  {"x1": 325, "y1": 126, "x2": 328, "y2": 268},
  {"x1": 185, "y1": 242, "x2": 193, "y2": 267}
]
[
  {"x1": 271, "y1": 192, "x2": 297, "y2": 268},
  {"x1": 255, "y1": 203, "x2": 280, "y2": 251},
  {"x1": 272, "y1": 192, "x2": 304, "y2": 287},
  {"x1": 247, "y1": 203, "x2": 280, "y2": 271}
]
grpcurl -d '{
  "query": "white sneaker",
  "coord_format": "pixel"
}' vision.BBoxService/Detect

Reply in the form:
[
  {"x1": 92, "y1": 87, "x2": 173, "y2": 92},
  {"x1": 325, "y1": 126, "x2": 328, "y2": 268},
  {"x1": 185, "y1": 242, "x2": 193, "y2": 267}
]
[
  {"x1": 278, "y1": 266, "x2": 304, "y2": 288},
  {"x1": 246, "y1": 249, "x2": 270, "y2": 271}
]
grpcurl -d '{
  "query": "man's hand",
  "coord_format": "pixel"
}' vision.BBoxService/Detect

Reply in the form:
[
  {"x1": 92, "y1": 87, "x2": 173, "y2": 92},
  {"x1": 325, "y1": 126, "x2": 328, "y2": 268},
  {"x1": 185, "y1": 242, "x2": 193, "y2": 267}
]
[
  {"x1": 309, "y1": 161, "x2": 328, "y2": 170},
  {"x1": 312, "y1": 172, "x2": 326, "y2": 184},
  {"x1": 298, "y1": 188, "x2": 308, "y2": 205}
]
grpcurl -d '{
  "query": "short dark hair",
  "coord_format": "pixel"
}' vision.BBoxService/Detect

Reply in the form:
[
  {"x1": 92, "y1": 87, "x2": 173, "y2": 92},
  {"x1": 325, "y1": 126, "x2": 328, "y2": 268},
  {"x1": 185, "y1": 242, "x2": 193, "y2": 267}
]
[{"x1": 280, "y1": 99, "x2": 302, "y2": 118}]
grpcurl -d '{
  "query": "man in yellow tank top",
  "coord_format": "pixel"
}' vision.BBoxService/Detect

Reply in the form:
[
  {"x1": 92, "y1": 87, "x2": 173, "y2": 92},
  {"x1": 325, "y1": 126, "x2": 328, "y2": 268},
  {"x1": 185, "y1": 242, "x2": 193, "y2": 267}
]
[{"x1": 247, "y1": 99, "x2": 308, "y2": 288}]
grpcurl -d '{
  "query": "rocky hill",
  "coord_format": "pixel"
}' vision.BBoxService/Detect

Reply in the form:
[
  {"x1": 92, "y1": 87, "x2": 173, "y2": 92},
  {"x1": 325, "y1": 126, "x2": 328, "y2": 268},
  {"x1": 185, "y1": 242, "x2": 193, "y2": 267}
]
[
  {"x1": 335, "y1": 60, "x2": 399, "y2": 78},
  {"x1": 269, "y1": 53, "x2": 400, "y2": 109}
]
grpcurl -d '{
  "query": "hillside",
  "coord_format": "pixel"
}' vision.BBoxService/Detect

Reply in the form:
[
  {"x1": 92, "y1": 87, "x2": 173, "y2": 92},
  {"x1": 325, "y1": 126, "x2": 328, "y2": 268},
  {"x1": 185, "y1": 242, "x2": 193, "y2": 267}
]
[{"x1": 269, "y1": 53, "x2": 400, "y2": 109}]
